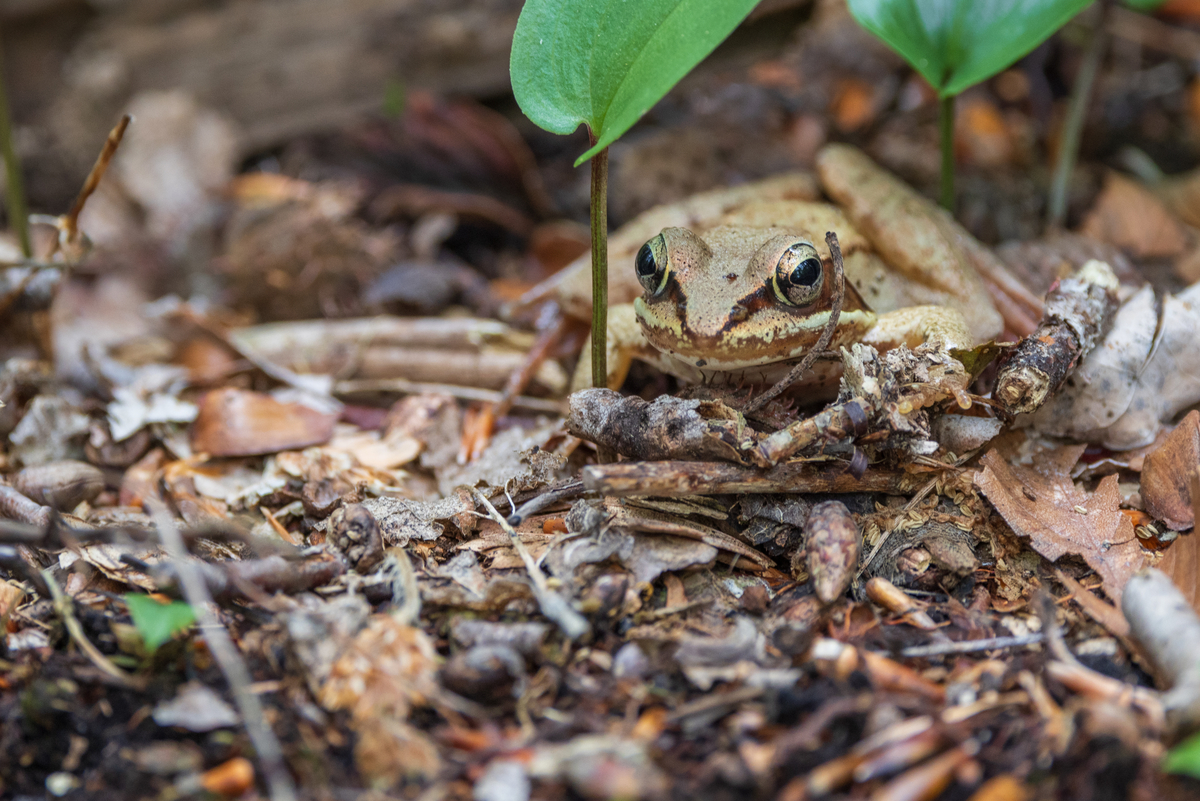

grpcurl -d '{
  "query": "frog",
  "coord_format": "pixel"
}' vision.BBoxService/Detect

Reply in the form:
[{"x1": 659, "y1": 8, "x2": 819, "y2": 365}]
[{"x1": 523, "y1": 144, "x2": 1035, "y2": 395}]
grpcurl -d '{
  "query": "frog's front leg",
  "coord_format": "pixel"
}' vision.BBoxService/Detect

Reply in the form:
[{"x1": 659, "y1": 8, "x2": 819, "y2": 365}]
[
  {"x1": 861, "y1": 305, "x2": 973, "y2": 354},
  {"x1": 572, "y1": 303, "x2": 662, "y2": 392}
]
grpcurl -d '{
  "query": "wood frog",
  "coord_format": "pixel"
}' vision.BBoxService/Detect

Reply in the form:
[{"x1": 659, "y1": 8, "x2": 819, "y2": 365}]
[{"x1": 526, "y1": 145, "x2": 1034, "y2": 395}]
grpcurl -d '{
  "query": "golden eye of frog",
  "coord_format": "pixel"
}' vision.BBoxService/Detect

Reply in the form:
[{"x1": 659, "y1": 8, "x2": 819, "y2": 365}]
[{"x1": 572, "y1": 224, "x2": 974, "y2": 395}]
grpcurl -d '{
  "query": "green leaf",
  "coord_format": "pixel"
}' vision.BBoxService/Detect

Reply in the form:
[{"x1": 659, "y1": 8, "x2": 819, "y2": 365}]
[
  {"x1": 1166, "y1": 730, "x2": 1200, "y2": 779},
  {"x1": 848, "y1": 0, "x2": 1093, "y2": 97},
  {"x1": 124, "y1": 593, "x2": 195, "y2": 653},
  {"x1": 510, "y1": 0, "x2": 759, "y2": 166}
]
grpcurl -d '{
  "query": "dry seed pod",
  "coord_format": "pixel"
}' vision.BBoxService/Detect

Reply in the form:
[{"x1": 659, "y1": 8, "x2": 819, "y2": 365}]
[
  {"x1": 806, "y1": 500, "x2": 861, "y2": 604},
  {"x1": 329, "y1": 503, "x2": 384, "y2": 573},
  {"x1": 13, "y1": 460, "x2": 105, "y2": 510}
]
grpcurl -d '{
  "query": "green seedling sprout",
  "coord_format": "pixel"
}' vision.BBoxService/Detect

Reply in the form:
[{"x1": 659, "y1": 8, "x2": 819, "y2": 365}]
[
  {"x1": 848, "y1": 0, "x2": 1092, "y2": 210},
  {"x1": 510, "y1": 0, "x2": 759, "y2": 388},
  {"x1": 125, "y1": 593, "x2": 196, "y2": 653}
]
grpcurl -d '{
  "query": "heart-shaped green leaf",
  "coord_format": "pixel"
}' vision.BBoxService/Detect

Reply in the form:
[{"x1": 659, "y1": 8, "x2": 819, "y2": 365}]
[
  {"x1": 125, "y1": 593, "x2": 195, "y2": 653},
  {"x1": 511, "y1": 0, "x2": 759, "y2": 166},
  {"x1": 848, "y1": 0, "x2": 1093, "y2": 97}
]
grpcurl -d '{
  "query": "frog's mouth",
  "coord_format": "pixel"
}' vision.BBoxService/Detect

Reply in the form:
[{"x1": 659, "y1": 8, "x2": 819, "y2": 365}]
[{"x1": 635, "y1": 296, "x2": 876, "y2": 372}]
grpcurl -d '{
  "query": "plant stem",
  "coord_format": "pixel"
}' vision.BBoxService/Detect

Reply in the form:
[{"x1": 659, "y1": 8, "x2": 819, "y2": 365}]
[
  {"x1": 939, "y1": 94, "x2": 955, "y2": 211},
  {"x1": 1047, "y1": 1, "x2": 1108, "y2": 231},
  {"x1": 0, "y1": 35, "x2": 30, "y2": 258},
  {"x1": 589, "y1": 143, "x2": 609, "y2": 389}
]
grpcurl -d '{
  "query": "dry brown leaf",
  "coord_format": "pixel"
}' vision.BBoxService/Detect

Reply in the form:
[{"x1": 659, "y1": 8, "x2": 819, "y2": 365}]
[
  {"x1": 1141, "y1": 410, "x2": 1200, "y2": 531},
  {"x1": 191, "y1": 388, "x2": 337, "y2": 457},
  {"x1": 975, "y1": 446, "x2": 1145, "y2": 603},
  {"x1": 1080, "y1": 172, "x2": 1189, "y2": 259},
  {"x1": 1158, "y1": 531, "x2": 1200, "y2": 615}
]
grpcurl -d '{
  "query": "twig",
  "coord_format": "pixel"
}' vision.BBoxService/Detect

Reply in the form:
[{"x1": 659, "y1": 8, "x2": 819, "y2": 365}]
[
  {"x1": 471, "y1": 488, "x2": 589, "y2": 641},
  {"x1": 582, "y1": 460, "x2": 929, "y2": 497},
  {"x1": 1047, "y1": 2, "x2": 1108, "y2": 231},
  {"x1": 42, "y1": 569, "x2": 140, "y2": 687},
  {"x1": 55, "y1": 114, "x2": 131, "y2": 258},
  {"x1": 507, "y1": 479, "x2": 587, "y2": 526},
  {"x1": 149, "y1": 502, "x2": 298, "y2": 801},
  {"x1": 900, "y1": 633, "x2": 1044, "y2": 659},
  {"x1": 334, "y1": 378, "x2": 565, "y2": 413},
  {"x1": 745, "y1": 231, "x2": 846, "y2": 413}
]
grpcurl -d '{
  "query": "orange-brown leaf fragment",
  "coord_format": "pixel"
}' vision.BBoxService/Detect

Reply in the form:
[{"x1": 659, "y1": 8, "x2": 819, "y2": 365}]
[
  {"x1": 191, "y1": 388, "x2": 337, "y2": 457},
  {"x1": 975, "y1": 446, "x2": 1145, "y2": 604},
  {"x1": 1140, "y1": 409, "x2": 1200, "y2": 531},
  {"x1": 1081, "y1": 172, "x2": 1189, "y2": 259},
  {"x1": 1158, "y1": 530, "x2": 1200, "y2": 616}
]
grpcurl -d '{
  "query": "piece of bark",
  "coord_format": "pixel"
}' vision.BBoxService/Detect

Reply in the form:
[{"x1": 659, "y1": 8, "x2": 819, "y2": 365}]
[
  {"x1": 566, "y1": 389, "x2": 756, "y2": 464},
  {"x1": 994, "y1": 260, "x2": 1120, "y2": 416},
  {"x1": 582, "y1": 460, "x2": 929, "y2": 498},
  {"x1": 1122, "y1": 567, "x2": 1200, "y2": 735}
]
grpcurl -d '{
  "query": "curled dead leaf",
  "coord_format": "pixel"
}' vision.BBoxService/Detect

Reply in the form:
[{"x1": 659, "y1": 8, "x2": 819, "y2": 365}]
[{"x1": 1141, "y1": 410, "x2": 1200, "y2": 531}]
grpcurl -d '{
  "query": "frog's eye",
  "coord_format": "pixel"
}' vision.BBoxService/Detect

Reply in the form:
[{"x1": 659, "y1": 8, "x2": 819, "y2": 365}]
[
  {"x1": 771, "y1": 242, "x2": 823, "y2": 307},
  {"x1": 635, "y1": 234, "x2": 670, "y2": 297}
]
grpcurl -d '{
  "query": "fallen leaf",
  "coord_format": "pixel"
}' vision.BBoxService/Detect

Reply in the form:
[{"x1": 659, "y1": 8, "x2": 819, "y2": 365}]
[
  {"x1": 191, "y1": 388, "x2": 337, "y2": 457},
  {"x1": 975, "y1": 446, "x2": 1145, "y2": 603},
  {"x1": 1141, "y1": 410, "x2": 1200, "y2": 531},
  {"x1": 1080, "y1": 172, "x2": 1189, "y2": 259},
  {"x1": 956, "y1": 98, "x2": 1016, "y2": 169},
  {"x1": 831, "y1": 78, "x2": 877, "y2": 132},
  {"x1": 1158, "y1": 531, "x2": 1200, "y2": 615}
]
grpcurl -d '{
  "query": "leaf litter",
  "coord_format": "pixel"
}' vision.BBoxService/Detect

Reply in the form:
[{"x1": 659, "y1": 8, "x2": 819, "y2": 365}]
[{"x1": 5, "y1": 13, "x2": 1200, "y2": 801}]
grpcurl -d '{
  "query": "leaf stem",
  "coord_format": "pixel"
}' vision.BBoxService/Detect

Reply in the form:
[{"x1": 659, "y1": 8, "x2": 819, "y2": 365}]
[
  {"x1": 589, "y1": 143, "x2": 609, "y2": 389},
  {"x1": 0, "y1": 36, "x2": 30, "y2": 258},
  {"x1": 939, "y1": 94, "x2": 955, "y2": 211},
  {"x1": 1047, "y1": 1, "x2": 1108, "y2": 231}
]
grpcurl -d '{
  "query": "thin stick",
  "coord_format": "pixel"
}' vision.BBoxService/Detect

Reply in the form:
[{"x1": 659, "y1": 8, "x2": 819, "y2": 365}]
[
  {"x1": 0, "y1": 35, "x2": 29, "y2": 258},
  {"x1": 1047, "y1": 2, "x2": 1107, "y2": 231},
  {"x1": 900, "y1": 633, "x2": 1044, "y2": 659},
  {"x1": 746, "y1": 231, "x2": 846, "y2": 412},
  {"x1": 507, "y1": 479, "x2": 587, "y2": 526},
  {"x1": 42, "y1": 569, "x2": 140, "y2": 687},
  {"x1": 334, "y1": 377, "x2": 565, "y2": 413},
  {"x1": 471, "y1": 488, "x2": 589, "y2": 641},
  {"x1": 149, "y1": 502, "x2": 298, "y2": 801},
  {"x1": 61, "y1": 114, "x2": 131, "y2": 250}
]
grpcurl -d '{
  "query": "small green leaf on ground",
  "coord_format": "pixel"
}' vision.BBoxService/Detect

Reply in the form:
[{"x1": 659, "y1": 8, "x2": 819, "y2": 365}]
[
  {"x1": 510, "y1": 0, "x2": 759, "y2": 165},
  {"x1": 1165, "y1": 730, "x2": 1200, "y2": 778},
  {"x1": 847, "y1": 0, "x2": 1093, "y2": 97},
  {"x1": 124, "y1": 593, "x2": 195, "y2": 652}
]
